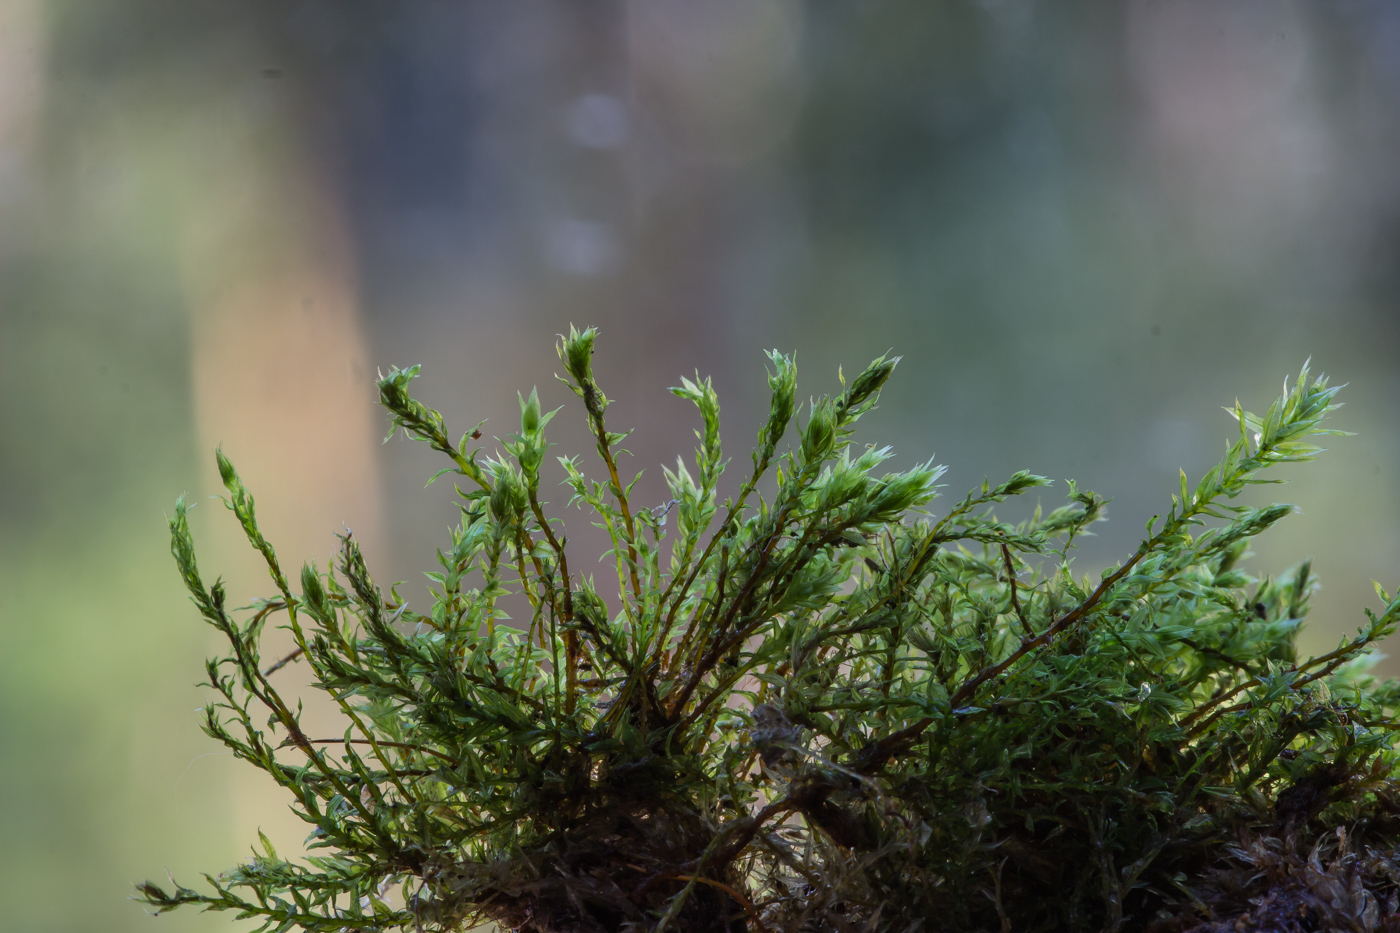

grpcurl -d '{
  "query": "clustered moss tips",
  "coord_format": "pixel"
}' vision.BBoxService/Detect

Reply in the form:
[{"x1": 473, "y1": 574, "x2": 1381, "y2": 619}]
[
  {"x1": 835, "y1": 351, "x2": 896, "y2": 422},
  {"x1": 558, "y1": 324, "x2": 598, "y2": 389},
  {"x1": 758, "y1": 349, "x2": 796, "y2": 460},
  {"x1": 143, "y1": 341, "x2": 1400, "y2": 933}
]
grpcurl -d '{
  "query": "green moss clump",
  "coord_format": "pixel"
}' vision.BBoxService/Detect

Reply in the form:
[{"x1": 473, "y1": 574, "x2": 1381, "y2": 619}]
[{"x1": 141, "y1": 335, "x2": 1400, "y2": 932}]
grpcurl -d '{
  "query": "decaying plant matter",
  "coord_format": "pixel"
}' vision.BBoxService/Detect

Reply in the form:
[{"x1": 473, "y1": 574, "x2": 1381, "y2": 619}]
[{"x1": 140, "y1": 333, "x2": 1400, "y2": 931}]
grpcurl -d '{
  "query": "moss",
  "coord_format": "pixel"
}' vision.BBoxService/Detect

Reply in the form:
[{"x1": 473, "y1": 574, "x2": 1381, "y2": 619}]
[{"x1": 141, "y1": 335, "x2": 1400, "y2": 932}]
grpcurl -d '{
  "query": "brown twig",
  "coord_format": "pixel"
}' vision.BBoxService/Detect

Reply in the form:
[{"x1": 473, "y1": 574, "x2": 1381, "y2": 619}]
[
  {"x1": 696, "y1": 799, "x2": 795, "y2": 875},
  {"x1": 854, "y1": 545, "x2": 1151, "y2": 773},
  {"x1": 303, "y1": 738, "x2": 458, "y2": 765},
  {"x1": 581, "y1": 382, "x2": 643, "y2": 602},
  {"x1": 666, "y1": 875, "x2": 767, "y2": 933},
  {"x1": 1000, "y1": 543, "x2": 1033, "y2": 639},
  {"x1": 262, "y1": 647, "x2": 304, "y2": 677},
  {"x1": 1180, "y1": 632, "x2": 1380, "y2": 734}
]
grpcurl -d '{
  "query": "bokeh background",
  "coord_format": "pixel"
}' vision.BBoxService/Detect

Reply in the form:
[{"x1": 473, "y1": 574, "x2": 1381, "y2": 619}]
[{"x1": 2, "y1": 1, "x2": 1399, "y2": 930}]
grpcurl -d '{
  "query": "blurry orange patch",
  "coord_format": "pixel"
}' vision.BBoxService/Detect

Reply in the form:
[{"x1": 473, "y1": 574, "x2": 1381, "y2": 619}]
[
  {"x1": 190, "y1": 266, "x2": 382, "y2": 559},
  {"x1": 185, "y1": 192, "x2": 385, "y2": 864}
]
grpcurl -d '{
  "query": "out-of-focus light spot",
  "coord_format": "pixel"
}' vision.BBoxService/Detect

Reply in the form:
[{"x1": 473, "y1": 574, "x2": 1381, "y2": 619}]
[
  {"x1": 566, "y1": 94, "x2": 629, "y2": 149},
  {"x1": 543, "y1": 218, "x2": 621, "y2": 276}
]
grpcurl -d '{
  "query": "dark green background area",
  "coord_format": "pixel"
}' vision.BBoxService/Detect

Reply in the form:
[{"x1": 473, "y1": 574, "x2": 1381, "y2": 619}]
[{"x1": 2, "y1": 2, "x2": 1397, "y2": 930}]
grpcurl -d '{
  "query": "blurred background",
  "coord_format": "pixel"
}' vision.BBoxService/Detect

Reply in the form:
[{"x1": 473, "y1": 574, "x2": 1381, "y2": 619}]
[{"x1": 2, "y1": 1, "x2": 1398, "y2": 929}]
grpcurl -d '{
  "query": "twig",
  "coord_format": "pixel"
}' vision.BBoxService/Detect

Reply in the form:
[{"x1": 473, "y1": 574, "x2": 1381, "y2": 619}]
[
  {"x1": 262, "y1": 647, "x2": 304, "y2": 677},
  {"x1": 666, "y1": 875, "x2": 767, "y2": 933},
  {"x1": 1000, "y1": 543, "x2": 1033, "y2": 639},
  {"x1": 302, "y1": 738, "x2": 458, "y2": 765},
  {"x1": 854, "y1": 546, "x2": 1150, "y2": 772}
]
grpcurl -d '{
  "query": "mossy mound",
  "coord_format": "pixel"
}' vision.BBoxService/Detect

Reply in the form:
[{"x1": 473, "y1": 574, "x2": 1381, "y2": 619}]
[{"x1": 141, "y1": 339, "x2": 1400, "y2": 932}]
